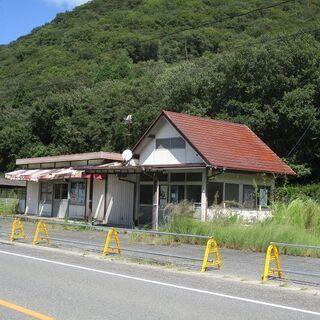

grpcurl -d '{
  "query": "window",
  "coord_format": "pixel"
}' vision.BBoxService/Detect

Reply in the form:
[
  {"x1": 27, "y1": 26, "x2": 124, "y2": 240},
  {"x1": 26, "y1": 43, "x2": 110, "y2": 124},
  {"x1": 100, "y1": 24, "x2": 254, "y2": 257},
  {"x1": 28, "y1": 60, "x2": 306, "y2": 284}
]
[
  {"x1": 243, "y1": 185, "x2": 256, "y2": 209},
  {"x1": 70, "y1": 181, "x2": 86, "y2": 205},
  {"x1": 40, "y1": 182, "x2": 53, "y2": 203},
  {"x1": 170, "y1": 185, "x2": 185, "y2": 203},
  {"x1": 54, "y1": 183, "x2": 68, "y2": 200},
  {"x1": 140, "y1": 185, "x2": 153, "y2": 205},
  {"x1": 156, "y1": 137, "x2": 185, "y2": 150},
  {"x1": 208, "y1": 182, "x2": 223, "y2": 206},
  {"x1": 170, "y1": 173, "x2": 185, "y2": 182},
  {"x1": 186, "y1": 172, "x2": 202, "y2": 181},
  {"x1": 225, "y1": 183, "x2": 239, "y2": 203},
  {"x1": 186, "y1": 185, "x2": 202, "y2": 203},
  {"x1": 258, "y1": 187, "x2": 270, "y2": 207}
]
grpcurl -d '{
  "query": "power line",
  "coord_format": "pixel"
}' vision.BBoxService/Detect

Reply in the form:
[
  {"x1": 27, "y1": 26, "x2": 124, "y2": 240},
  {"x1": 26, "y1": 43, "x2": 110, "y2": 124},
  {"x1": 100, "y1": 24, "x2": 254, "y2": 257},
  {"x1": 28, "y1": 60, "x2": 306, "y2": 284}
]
[
  {"x1": 223, "y1": 25, "x2": 320, "y2": 52},
  {"x1": 286, "y1": 115, "x2": 318, "y2": 158},
  {"x1": 104, "y1": 0, "x2": 296, "y2": 53}
]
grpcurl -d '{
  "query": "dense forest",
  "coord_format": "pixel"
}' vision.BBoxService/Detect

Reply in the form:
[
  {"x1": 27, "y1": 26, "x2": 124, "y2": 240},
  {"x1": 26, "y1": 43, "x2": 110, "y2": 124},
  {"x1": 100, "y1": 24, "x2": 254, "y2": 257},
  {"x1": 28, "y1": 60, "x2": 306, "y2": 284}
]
[{"x1": 0, "y1": 0, "x2": 319, "y2": 182}]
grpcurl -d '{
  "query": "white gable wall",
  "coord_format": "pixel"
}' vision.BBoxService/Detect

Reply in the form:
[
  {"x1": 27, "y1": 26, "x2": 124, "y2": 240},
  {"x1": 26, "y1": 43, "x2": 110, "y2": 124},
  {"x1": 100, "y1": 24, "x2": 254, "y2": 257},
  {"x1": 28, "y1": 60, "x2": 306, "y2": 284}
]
[{"x1": 139, "y1": 119, "x2": 203, "y2": 165}]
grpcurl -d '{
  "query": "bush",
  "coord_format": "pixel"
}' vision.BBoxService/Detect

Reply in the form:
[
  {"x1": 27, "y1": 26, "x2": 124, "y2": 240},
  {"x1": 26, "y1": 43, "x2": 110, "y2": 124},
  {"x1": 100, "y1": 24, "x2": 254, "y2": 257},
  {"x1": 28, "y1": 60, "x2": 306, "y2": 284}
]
[
  {"x1": 274, "y1": 184, "x2": 320, "y2": 202},
  {"x1": 0, "y1": 198, "x2": 19, "y2": 216}
]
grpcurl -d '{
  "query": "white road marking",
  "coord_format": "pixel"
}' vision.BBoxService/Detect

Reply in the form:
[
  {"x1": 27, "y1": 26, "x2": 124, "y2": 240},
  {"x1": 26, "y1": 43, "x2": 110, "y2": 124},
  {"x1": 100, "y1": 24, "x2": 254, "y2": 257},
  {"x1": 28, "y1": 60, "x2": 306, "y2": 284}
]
[{"x1": 0, "y1": 249, "x2": 319, "y2": 316}]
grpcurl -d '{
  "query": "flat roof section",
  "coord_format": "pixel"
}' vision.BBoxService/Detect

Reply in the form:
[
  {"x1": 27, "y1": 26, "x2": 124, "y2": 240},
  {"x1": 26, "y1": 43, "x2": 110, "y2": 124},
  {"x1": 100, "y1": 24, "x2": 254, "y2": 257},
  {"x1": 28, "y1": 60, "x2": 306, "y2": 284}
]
[{"x1": 16, "y1": 151, "x2": 123, "y2": 166}]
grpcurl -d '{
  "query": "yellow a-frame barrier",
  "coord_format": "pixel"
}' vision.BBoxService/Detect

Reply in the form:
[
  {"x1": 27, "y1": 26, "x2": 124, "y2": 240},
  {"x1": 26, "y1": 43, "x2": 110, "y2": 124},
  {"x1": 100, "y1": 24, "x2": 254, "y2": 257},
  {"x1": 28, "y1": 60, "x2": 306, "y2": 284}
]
[
  {"x1": 102, "y1": 228, "x2": 121, "y2": 256},
  {"x1": 32, "y1": 220, "x2": 50, "y2": 245},
  {"x1": 262, "y1": 244, "x2": 282, "y2": 282},
  {"x1": 201, "y1": 238, "x2": 222, "y2": 272},
  {"x1": 10, "y1": 218, "x2": 26, "y2": 241}
]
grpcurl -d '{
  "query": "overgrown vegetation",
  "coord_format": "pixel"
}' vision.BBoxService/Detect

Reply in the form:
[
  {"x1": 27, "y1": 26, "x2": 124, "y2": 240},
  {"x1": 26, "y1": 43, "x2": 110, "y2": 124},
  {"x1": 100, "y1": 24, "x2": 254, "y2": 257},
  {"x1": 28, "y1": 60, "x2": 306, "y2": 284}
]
[
  {"x1": 0, "y1": 0, "x2": 319, "y2": 182},
  {"x1": 0, "y1": 199, "x2": 19, "y2": 216},
  {"x1": 160, "y1": 199, "x2": 320, "y2": 256},
  {"x1": 274, "y1": 184, "x2": 320, "y2": 202}
]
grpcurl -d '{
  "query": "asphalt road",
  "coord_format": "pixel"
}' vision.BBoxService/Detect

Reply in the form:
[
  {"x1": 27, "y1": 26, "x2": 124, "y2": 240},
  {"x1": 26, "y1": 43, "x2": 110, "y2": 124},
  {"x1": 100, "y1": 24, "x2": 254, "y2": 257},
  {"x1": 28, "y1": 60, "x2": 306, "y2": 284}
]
[{"x1": 0, "y1": 243, "x2": 320, "y2": 320}]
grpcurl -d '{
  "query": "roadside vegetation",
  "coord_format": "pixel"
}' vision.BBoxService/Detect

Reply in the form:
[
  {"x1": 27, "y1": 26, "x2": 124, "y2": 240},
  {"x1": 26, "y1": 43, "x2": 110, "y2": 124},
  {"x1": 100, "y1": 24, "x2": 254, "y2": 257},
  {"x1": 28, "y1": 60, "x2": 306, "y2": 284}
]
[
  {"x1": 159, "y1": 199, "x2": 320, "y2": 257},
  {"x1": 0, "y1": 199, "x2": 19, "y2": 216}
]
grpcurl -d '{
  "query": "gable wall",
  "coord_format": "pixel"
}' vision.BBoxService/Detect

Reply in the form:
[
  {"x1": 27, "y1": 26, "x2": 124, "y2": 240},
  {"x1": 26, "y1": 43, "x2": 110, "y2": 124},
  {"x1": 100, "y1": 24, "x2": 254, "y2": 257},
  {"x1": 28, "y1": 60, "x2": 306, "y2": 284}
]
[{"x1": 139, "y1": 119, "x2": 203, "y2": 165}]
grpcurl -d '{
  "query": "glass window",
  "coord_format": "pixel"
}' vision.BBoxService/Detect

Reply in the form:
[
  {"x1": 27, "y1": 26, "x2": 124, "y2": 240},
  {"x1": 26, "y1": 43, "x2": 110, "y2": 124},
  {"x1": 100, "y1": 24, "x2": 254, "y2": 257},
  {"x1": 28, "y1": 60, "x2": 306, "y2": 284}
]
[
  {"x1": 208, "y1": 182, "x2": 223, "y2": 206},
  {"x1": 170, "y1": 173, "x2": 185, "y2": 182},
  {"x1": 61, "y1": 184, "x2": 68, "y2": 199},
  {"x1": 140, "y1": 173, "x2": 153, "y2": 181},
  {"x1": 186, "y1": 185, "x2": 202, "y2": 203},
  {"x1": 156, "y1": 138, "x2": 171, "y2": 149},
  {"x1": 243, "y1": 185, "x2": 256, "y2": 209},
  {"x1": 170, "y1": 185, "x2": 185, "y2": 203},
  {"x1": 70, "y1": 181, "x2": 86, "y2": 205},
  {"x1": 225, "y1": 183, "x2": 239, "y2": 203},
  {"x1": 140, "y1": 185, "x2": 153, "y2": 205},
  {"x1": 186, "y1": 172, "x2": 202, "y2": 181},
  {"x1": 258, "y1": 187, "x2": 270, "y2": 207},
  {"x1": 158, "y1": 173, "x2": 168, "y2": 182},
  {"x1": 156, "y1": 137, "x2": 185, "y2": 149},
  {"x1": 171, "y1": 137, "x2": 186, "y2": 149},
  {"x1": 40, "y1": 182, "x2": 53, "y2": 203}
]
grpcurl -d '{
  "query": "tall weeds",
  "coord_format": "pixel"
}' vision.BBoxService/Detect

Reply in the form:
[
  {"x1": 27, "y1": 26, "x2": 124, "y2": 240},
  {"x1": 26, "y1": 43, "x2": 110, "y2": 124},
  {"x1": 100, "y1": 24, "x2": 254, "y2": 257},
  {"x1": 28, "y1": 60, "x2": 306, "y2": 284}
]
[{"x1": 160, "y1": 198, "x2": 320, "y2": 256}]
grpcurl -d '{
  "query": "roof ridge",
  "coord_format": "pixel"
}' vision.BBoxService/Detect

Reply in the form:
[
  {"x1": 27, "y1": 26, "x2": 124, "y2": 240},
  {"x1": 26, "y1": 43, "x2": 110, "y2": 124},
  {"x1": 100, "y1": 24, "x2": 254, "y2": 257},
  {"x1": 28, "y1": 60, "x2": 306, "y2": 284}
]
[{"x1": 163, "y1": 110, "x2": 247, "y2": 127}]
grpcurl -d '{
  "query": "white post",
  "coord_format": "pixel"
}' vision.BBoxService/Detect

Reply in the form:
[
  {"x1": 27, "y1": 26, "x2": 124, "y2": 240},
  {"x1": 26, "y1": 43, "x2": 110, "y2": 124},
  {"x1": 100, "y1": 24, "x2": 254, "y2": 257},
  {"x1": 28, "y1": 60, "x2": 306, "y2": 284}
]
[
  {"x1": 201, "y1": 169, "x2": 207, "y2": 222},
  {"x1": 152, "y1": 178, "x2": 159, "y2": 230}
]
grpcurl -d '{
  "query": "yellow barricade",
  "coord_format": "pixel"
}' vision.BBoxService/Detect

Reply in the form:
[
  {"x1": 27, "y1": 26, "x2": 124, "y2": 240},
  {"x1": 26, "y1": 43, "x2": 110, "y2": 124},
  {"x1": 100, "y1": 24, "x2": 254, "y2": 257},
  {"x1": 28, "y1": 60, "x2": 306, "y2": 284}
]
[
  {"x1": 102, "y1": 228, "x2": 121, "y2": 256},
  {"x1": 201, "y1": 238, "x2": 222, "y2": 272},
  {"x1": 32, "y1": 220, "x2": 50, "y2": 245},
  {"x1": 10, "y1": 218, "x2": 27, "y2": 241},
  {"x1": 262, "y1": 244, "x2": 282, "y2": 282}
]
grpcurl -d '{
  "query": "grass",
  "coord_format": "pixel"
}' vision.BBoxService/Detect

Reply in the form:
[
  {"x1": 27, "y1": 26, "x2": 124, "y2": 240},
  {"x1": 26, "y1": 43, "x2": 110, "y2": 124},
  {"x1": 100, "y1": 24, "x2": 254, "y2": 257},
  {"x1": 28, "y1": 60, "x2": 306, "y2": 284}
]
[
  {"x1": 0, "y1": 199, "x2": 19, "y2": 216},
  {"x1": 159, "y1": 198, "x2": 320, "y2": 257}
]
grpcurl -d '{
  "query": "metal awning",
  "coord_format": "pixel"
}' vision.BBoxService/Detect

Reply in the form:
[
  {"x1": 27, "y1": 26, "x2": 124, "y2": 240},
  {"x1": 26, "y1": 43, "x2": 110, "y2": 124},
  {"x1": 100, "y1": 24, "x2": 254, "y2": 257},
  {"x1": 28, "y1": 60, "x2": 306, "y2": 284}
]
[{"x1": 5, "y1": 168, "x2": 83, "y2": 182}]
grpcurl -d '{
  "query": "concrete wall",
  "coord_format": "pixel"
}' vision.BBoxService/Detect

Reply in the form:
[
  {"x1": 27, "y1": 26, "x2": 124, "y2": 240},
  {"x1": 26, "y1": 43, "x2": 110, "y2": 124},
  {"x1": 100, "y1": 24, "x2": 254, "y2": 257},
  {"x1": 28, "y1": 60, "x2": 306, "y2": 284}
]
[
  {"x1": 140, "y1": 119, "x2": 203, "y2": 165},
  {"x1": 69, "y1": 204, "x2": 85, "y2": 219},
  {"x1": 25, "y1": 181, "x2": 39, "y2": 215},
  {"x1": 105, "y1": 174, "x2": 135, "y2": 227}
]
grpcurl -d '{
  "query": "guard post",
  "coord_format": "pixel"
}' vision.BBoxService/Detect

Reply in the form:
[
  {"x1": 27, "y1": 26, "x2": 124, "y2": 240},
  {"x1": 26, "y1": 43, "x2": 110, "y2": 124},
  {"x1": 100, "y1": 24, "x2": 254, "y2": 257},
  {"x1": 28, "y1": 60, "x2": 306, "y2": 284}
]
[
  {"x1": 32, "y1": 220, "x2": 50, "y2": 245},
  {"x1": 102, "y1": 228, "x2": 121, "y2": 256},
  {"x1": 10, "y1": 218, "x2": 26, "y2": 241},
  {"x1": 262, "y1": 243, "x2": 282, "y2": 282},
  {"x1": 201, "y1": 238, "x2": 222, "y2": 272}
]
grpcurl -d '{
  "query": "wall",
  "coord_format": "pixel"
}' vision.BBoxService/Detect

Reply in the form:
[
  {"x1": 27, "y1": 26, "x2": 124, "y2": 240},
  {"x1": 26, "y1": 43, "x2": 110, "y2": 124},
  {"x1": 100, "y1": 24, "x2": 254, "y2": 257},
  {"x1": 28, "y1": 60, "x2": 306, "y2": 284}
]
[
  {"x1": 25, "y1": 181, "x2": 39, "y2": 215},
  {"x1": 69, "y1": 204, "x2": 85, "y2": 219},
  {"x1": 139, "y1": 119, "x2": 203, "y2": 165},
  {"x1": 105, "y1": 174, "x2": 135, "y2": 227},
  {"x1": 92, "y1": 179, "x2": 105, "y2": 220}
]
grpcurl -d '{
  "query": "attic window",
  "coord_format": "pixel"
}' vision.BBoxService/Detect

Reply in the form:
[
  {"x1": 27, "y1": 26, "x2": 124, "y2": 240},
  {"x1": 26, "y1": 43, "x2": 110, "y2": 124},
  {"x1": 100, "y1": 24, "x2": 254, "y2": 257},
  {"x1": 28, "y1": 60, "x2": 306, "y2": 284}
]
[{"x1": 156, "y1": 137, "x2": 186, "y2": 150}]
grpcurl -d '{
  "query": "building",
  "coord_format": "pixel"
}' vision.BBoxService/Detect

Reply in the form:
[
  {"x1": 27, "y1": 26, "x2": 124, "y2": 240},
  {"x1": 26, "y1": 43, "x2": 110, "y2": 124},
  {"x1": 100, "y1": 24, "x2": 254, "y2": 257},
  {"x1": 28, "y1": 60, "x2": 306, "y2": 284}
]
[{"x1": 5, "y1": 111, "x2": 295, "y2": 228}]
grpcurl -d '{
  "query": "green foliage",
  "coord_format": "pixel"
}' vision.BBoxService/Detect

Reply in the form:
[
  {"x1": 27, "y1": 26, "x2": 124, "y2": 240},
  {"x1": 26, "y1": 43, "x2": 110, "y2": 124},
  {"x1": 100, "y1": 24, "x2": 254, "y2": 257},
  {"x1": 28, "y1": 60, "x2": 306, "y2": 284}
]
[
  {"x1": 0, "y1": 0, "x2": 319, "y2": 183},
  {"x1": 160, "y1": 198, "x2": 320, "y2": 256},
  {"x1": 274, "y1": 184, "x2": 320, "y2": 202},
  {"x1": 0, "y1": 199, "x2": 19, "y2": 216}
]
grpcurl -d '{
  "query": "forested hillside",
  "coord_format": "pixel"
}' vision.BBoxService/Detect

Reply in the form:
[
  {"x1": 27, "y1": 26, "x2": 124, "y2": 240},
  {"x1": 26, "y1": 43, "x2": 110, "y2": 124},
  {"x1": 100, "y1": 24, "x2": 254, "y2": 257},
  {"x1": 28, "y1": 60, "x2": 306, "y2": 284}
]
[{"x1": 0, "y1": 0, "x2": 319, "y2": 181}]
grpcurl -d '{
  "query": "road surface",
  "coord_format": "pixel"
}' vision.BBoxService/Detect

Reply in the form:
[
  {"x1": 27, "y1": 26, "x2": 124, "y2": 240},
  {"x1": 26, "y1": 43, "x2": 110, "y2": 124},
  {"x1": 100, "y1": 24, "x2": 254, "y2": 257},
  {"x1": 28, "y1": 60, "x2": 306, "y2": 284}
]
[{"x1": 0, "y1": 243, "x2": 319, "y2": 319}]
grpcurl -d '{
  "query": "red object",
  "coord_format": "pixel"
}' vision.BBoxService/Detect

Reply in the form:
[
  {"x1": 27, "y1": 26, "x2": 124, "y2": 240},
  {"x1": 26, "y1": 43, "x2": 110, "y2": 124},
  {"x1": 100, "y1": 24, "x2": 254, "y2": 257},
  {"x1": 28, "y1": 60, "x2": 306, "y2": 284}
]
[
  {"x1": 160, "y1": 111, "x2": 295, "y2": 175},
  {"x1": 82, "y1": 173, "x2": 106, "y2": 180}
]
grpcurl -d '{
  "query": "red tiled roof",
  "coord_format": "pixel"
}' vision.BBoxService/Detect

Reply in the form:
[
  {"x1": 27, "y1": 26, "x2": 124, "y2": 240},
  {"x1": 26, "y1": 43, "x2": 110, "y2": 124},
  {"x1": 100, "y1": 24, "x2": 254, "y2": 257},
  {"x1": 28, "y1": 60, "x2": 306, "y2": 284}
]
[{"x1": 162, "y1": 111, "x2": 295, "y2": 175}]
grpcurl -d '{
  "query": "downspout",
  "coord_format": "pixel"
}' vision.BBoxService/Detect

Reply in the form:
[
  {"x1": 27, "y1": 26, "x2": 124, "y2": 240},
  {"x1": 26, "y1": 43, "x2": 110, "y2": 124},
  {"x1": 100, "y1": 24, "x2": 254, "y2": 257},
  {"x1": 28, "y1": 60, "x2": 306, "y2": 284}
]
[{"x1": 118, "y1": 175, "x2": 136, "y2": 228}]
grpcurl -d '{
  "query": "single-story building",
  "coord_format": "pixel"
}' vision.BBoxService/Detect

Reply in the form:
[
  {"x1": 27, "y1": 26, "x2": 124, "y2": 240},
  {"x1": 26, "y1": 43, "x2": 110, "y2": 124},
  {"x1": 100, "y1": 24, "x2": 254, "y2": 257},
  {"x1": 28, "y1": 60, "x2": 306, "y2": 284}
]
[{"x1": 5, "y1": 111, "x2": 295, "y2": 228}]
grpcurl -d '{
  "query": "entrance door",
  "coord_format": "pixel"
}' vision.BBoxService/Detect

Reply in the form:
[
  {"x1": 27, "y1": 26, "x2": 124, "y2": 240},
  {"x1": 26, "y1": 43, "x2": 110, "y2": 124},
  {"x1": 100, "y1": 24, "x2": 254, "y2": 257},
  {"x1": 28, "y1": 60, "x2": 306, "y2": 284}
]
[{"x1": 52, "y1": 183, "x2": 68, "y2": 218}]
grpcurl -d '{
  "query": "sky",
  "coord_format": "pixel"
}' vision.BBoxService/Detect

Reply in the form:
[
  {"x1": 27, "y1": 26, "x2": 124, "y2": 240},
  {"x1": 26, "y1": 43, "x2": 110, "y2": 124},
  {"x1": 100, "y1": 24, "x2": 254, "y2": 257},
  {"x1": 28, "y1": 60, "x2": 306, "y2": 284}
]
[{"x1": 0, "y1": 0, "x2": 90, "y2": 44}]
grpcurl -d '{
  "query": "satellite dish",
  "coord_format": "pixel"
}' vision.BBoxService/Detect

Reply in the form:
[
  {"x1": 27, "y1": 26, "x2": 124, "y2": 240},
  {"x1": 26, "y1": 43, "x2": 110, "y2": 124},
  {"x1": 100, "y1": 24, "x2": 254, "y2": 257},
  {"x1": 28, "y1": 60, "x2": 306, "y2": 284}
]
[{"x1": 122, "y1": 149, "x2": 133, "y2": 162}]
